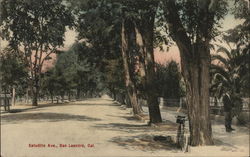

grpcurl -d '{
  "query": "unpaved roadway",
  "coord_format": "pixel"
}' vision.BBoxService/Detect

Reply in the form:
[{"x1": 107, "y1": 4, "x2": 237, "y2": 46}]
[{"x1": 1, "y1": 95, "x2": 249, "y2": 157}]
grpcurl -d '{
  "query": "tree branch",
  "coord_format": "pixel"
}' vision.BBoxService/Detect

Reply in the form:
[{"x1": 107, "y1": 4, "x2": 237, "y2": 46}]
[
  {"x1": 40, "y1": 48, "x2": 56, "y2": 74},
  {"x1": 162, "y1": 0, "x2": 193, "y2": 57}
]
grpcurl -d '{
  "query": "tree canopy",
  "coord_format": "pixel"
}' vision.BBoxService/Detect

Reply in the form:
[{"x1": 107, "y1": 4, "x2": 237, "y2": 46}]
[{"x1": 0, "y1": 0, "x2": 74, "y2": 105}]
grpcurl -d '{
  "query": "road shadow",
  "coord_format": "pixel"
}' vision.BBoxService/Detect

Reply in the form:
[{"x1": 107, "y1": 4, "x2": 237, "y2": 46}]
[
  {"x1": 106, "y1": 114, "x2": 141, "y2": 121},
  {"x1": 93, "y1": 120, "x2": 177, "y2": 133},
  {"x1": 1, "y1": 112, "x2": 101, "y2": 125},
  {"x1": 93, "y1": 123, "x2": 150, "y2": 133},
  {"x1": 0, "y1": 103, "x2": 74, "y2": 115},
  {"x1": 0, "y1": 98, "x2": 119, "y2": 115},
  {"x1": 110, "y1": 134, "x2": 179, "y2": 152}
]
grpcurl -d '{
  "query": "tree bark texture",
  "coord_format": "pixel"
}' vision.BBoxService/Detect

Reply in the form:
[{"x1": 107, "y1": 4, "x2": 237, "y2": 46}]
[
  {"x1": 134, "y1": 2, "x2": 162, "y2": 123},
  {"x1": 121, "y1": 20, "x2": 143, "y2": 115},
  {"x1": 31, "y1": 79, "x2": 39, "y2": 106},
  {"x1": 163, "y1": 0, "x2": 213, "y2": 145}
]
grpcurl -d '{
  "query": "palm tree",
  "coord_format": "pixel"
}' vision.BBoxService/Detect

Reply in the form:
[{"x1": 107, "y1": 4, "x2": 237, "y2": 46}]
[{"x1": 210, "y1": 43, "x2": 249, "y2": 117}]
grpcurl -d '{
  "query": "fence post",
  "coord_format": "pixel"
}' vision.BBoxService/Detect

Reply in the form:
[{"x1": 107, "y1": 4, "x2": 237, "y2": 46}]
[{"x1": 12, "y1": 87, "x2": 16, "y2": 106}]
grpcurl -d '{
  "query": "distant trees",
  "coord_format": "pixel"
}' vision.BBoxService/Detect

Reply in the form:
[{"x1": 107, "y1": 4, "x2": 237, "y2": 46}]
[
  {"x1": 71, "y1": 0, "x2": 164, "y2": 122},
  {"x1": 155, "y1": 61, "x2": 185, "y2": 99},
  {"x1": 0, "y1": 0, "x2": 74, "y2": 106},
  {"x1": 41, "y1": 69, "x2": 59, "y2": 103},
  {"x1": 72, "y1": 0, "x2": 142, "y2": 114},
  {"x1": 103, "y1": 58, "x2": 126, "y2": 103},
  {"x1": 0, "y1": 47, "x2": 28, "y2": 96},
  {"x1": 41, "y1": 42, "x2": 103, "y2": 101}
]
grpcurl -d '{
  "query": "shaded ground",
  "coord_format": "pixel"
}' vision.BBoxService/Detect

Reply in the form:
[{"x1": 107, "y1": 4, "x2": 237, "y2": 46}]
[{"x1": 1, "y1": 95, "x2": 249, "y2": 157}]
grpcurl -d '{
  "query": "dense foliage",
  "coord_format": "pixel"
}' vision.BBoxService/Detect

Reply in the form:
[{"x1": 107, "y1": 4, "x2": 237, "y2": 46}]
[
  {"x1": 0, "y1": 47, "x2": 28, "y2": 96},
  {"x1": 155, "y1": 61, "x2": 185, "y2": 99}
]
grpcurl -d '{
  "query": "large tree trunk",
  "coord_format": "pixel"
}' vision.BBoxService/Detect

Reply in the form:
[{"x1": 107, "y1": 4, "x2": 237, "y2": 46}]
[
  {"x1": 134, "y1": 23, "x2": 147, "y2": 103},
  {"x1": 183, "y1": 58, "x2": 213, "y2": 145},
  {"x1": 162, "y1": 0, "x2": 213, "y2": 146},
  {"x1": 175, "y1": 39, "x2": 213, "y2": 146},
  {"x1": 121, "y1": 20, "x2": 143, "y2": 115},
  {"x1": 31, "y1": 82, "x2": 39, "y2": 106},
  {"x1": 136, "y1": 5, "x2": 162, "y2": 123},
  {"x1": 183, "y1": 43, "x2": 213, "y2": 146},
  {"x1": 144, "y1": 29, "x2": 162, "y2": 123},
  {"x1": 32, "y1": 91, "x2": 38, "y2": 106}
]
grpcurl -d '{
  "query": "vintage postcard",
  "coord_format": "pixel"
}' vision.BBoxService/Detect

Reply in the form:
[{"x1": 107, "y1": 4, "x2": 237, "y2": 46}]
[{"x1": 0, "y1": 0, "x2": 249, "y2": 157}]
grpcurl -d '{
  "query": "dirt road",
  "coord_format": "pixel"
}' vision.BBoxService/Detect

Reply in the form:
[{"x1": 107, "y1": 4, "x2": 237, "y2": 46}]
[{"x1": 1, "y1": 96, "x2": 249, "y2": 157}]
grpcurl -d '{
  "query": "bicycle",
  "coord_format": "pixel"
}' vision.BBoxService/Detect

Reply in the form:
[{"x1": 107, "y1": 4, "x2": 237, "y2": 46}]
[{"x1": 176, "y1": 115, "x2": 189, "y2": 152}]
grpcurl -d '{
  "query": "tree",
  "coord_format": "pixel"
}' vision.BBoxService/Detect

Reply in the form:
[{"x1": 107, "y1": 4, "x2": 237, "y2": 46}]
[
  {"x1": 210, "y1": 45, "x2": 247, "y2": 118},
  {"x1": 162, "y1": 0, "x2": 228, "y2": 145},
  {"x1": 120, "y1": 0, "x2": 163, "y2": 123},
  {"x1": 0, "y1": 47, "x2": 28, "y2": 97},
  {"x1": 155, "y1": 61, "x2": 184, "y2": 99},
  {"x1": 72, "y1": 0, "x2": 163, "y2": 121},
  {"x1": 0, "y1": 0, "x2": 74, "y2": 106},
  {"x1": 223, "y1": 0, "x2": 250, "y2": 95},
  {"x1": 103, "y1": 58, "x2": 126, "y2": 103},
  {"x1": 210, "y1": 0, "x2": 250, "y2": 115},
  {"x1": 73, "y1": 0, "x2": 143, "y2": 114},
  {"x1": 41, "y1": 42, "x2": 105, "y2": 100},
  {"x1": 67, "y1": 43, "x2": 104, "y2": 98},
  {"x1": 41, "y1": 69, "x2": 58, "y2": 103},
  {"x1": 121, "y1": 19, "x2": 143, "y2": 114},
  {"x1": 73, "y1": 0, "x2": 119, "y2": 93}
]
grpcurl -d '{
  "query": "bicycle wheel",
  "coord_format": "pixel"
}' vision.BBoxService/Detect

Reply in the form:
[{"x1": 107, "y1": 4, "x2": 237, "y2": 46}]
[
  {"x1": 181, "y1": 134, "x2": 189, "y2": 152},
  {"x1": 178, "y1": 125, "x2": 188, "y2": 152},
  {"x1": 176, "y1": 125, "x2": 182, "y2": 147},
  {"x1": 177, "y1": 125, "x2": 184, "y2": 147}
]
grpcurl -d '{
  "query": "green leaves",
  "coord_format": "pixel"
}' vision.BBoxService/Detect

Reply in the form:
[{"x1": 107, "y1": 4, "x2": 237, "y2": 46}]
[
  {"x1": 0, "y1": 47, "x2": 29, "y2": 92},
  {"x1": 0, "y1": 0, "x2": 74, "y2": 50},
  {"x1": 210, "y1": 43, "x2": 249, "y2": 115},
  {"x1": 155, "y1": 61, "x2": 184, "y2": 98},
  {"x1": 41, "y1": 41, "x2": 105, "y2": 95},
  {"x1": 162, "y1": 0, "x2": 228, "y2": 43}
]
